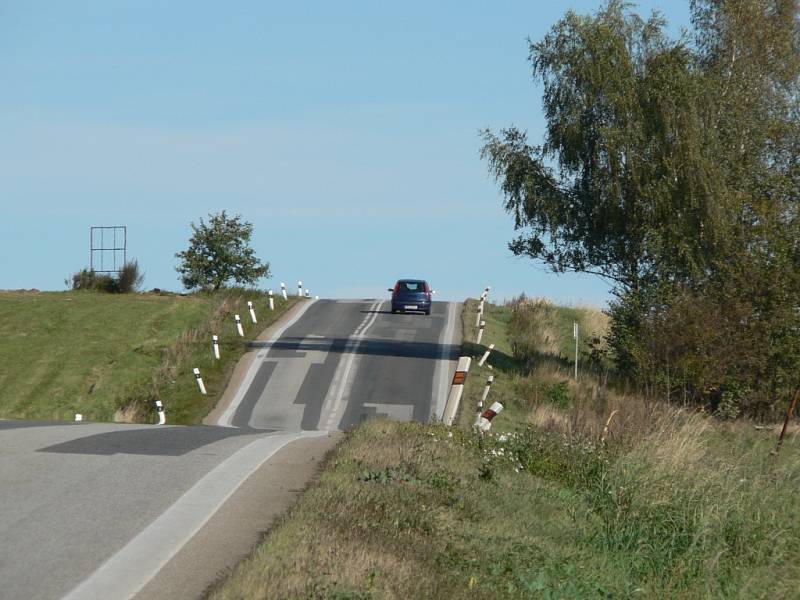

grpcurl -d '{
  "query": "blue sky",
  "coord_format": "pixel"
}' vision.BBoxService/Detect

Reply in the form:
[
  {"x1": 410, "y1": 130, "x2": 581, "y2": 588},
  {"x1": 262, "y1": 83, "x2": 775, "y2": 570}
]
[{"x1": 1, "y1": 1, "x2": 691, "y2": 305}]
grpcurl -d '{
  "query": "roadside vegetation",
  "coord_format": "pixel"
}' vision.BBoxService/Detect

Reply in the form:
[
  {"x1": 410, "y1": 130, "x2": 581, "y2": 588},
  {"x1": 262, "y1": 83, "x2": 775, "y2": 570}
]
[
  {"x1": 208, "y1": 298, "x2": 800, "y2": 599},
  {"x1": 70, "y1": 260, "x2": 145, "y2": 294},
  {"x1": 0, "y1": 289, "x2": 297, "y2": 424},
  {"x1": 482, "y1": 0, "x2": 800, "y2": 418}
]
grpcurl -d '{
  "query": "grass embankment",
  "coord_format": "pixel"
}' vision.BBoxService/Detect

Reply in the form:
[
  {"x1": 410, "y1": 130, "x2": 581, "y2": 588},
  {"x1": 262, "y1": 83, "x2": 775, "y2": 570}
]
[
  {"x1": 210, "y1": 297, "x2": 800, "y2": 599},
  {"x1": 0, "y1": 289, "x2": 298, "y2": 424}
]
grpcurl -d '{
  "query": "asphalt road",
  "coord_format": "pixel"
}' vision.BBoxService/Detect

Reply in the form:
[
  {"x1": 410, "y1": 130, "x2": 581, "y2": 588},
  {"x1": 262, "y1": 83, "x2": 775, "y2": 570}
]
[
  {"x1": 219, "y1": 298, "x2": 460, "y2": 431},
  {"x1": 0, "y1": 298, "x2": 460, "y2": 600}
]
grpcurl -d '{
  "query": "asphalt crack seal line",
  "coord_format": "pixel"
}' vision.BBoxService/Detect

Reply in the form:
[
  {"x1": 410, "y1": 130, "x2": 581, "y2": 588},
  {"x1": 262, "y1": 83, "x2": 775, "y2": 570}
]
[{"x1": 61, "y1": 430, "x2": 327, "y2": 600}]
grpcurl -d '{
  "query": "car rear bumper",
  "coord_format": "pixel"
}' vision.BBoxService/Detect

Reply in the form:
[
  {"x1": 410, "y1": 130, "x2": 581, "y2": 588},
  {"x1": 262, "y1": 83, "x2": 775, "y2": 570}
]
[{"x1": 392, "y1": 300, "x2": 432, "y2": 313}]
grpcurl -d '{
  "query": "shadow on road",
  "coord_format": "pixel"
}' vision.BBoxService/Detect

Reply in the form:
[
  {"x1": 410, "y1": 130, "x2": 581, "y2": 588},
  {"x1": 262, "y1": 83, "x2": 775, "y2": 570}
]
[
  {"x1": 249, "y1": 337, "x2": 460, "y2": 361},
  {"x1": 38, "y1": 426, "x2": 267, "y2": 456}
]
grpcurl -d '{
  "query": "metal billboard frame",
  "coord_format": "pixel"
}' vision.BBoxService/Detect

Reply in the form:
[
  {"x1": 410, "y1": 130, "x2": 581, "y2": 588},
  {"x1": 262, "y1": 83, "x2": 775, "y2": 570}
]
[{"x1": 90, "y1": 226, "x2": 127, "y2": 273}]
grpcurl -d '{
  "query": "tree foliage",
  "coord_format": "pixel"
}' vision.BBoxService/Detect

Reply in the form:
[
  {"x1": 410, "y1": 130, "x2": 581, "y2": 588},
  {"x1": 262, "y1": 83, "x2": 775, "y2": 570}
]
[
  {"x1": 175, "y1": 211, "x2": 270, "y2": 291},
  {"x1": 482, "y1": 0, "x2": 800, "y2": 416}
]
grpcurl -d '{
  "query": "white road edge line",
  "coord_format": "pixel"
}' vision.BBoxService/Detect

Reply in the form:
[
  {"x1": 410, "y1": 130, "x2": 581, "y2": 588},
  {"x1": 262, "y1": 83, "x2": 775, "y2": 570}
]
[
  {"x1": 216, "y1": 299, "x2": 318, "y2": 427},
  {"x1": 433, "y1": 302, "x2": 458, "y2": 420},
  {"x1": 61, "y1": 430, "x2": 328, "y2": 600},
  {"x1": 322, "y1": 299, "x2": 384, "y2": 430}
]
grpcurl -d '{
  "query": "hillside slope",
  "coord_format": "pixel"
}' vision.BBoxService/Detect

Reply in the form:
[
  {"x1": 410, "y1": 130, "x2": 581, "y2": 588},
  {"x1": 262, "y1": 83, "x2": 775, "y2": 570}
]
[{"x1": 0, "y1": 290, "x2": 296, "y2": 423}]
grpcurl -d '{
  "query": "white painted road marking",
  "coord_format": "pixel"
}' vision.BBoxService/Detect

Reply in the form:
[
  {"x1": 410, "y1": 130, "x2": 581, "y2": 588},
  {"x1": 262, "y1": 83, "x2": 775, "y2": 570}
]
[
  {"x1": 321, "y1": 300, "x2": 384, "y2": 430},
  {"x1": 62, "y1": 430, "x2": 327, "y2": 600}
]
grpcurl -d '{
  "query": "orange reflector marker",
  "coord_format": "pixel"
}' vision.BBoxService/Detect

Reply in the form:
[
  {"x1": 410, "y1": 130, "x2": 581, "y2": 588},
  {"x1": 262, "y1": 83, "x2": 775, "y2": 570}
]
[{"x1": 452, "y1": 371, "x2": 468, "y2": 385}]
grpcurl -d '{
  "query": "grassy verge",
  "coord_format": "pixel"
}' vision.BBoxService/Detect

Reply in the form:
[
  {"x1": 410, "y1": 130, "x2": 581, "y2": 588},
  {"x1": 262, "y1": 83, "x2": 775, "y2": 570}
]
[
  {"x1": 0, "y1": 289, "x2": 298, "y2": 424},
  {"x1": 209, "y1": 298, "x2": 800, "y2": 599}
]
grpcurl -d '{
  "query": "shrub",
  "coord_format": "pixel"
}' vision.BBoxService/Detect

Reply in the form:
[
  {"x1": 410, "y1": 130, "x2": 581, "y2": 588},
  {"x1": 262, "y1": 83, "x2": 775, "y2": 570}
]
[
  {"x1": 70, "y1": 269, "x2": 117, "y2": 292},
  {"x1": 69, "y1": 261, "x2": 143, "y2": 293},
  {"x1": 117, "y1": 260, "x2": 144, "y2": 293}
]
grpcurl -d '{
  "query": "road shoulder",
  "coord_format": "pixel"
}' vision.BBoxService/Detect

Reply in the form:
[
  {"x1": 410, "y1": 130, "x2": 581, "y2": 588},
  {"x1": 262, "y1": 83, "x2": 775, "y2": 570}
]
[{"x1": 134, "y1": 431, "x2": 343, "y2": 600}]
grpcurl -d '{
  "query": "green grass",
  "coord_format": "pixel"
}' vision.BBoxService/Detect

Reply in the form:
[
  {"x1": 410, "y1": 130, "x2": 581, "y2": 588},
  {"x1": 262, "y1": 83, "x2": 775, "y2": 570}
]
[
  {"x1": 208, "y1": 297, "x2": 800, "y2": 599},
  {"x1": 0, "y1": 289, "x2": 298, "y2": 424}
]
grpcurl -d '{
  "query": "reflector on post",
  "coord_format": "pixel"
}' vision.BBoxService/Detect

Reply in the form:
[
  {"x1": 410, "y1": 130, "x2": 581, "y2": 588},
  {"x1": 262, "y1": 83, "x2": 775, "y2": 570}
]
[{"x1": 442, "y1": 356, "x2": 472, "y2": 426}]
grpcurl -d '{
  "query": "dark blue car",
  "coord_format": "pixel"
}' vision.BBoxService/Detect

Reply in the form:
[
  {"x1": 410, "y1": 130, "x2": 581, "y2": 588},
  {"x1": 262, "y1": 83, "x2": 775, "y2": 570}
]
[{"x1": 389, "y1": 279, "x2": 433, "y2": 315}]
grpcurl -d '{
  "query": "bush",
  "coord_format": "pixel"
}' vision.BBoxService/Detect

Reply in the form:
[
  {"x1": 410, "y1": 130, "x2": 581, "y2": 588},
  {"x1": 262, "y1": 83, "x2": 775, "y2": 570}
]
[
  {"x1": 70, "y1": 269, "x2": 117, "y2": 292},
  {"x1": 69, "y1": 261, "x2": 144, "y2": 293},
  {"x1": 117, "y1": 260, "x2": 144, "y2": 293}
]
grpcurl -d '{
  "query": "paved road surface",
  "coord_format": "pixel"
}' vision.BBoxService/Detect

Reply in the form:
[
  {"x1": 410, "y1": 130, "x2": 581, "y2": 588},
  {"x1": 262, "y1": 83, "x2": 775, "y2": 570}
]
[
  {"x1": 221, "y1": 299, "x2": 460, "y2": 430},
  {"x1": 0, "y1": 298, "x2": 460, "y2": 600}
]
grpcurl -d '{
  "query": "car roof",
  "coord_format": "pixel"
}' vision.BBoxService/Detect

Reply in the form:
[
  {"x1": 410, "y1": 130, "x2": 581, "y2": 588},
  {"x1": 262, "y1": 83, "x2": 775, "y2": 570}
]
[{"x1": 396, "y1": 278, "x2": 427, "y2": 283}]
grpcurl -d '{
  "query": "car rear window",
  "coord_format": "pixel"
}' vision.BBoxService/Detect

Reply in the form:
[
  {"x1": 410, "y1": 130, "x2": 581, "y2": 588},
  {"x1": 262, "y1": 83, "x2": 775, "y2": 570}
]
[{"x1": 398, "y1": 281, "x2": 426, "y2": 292}]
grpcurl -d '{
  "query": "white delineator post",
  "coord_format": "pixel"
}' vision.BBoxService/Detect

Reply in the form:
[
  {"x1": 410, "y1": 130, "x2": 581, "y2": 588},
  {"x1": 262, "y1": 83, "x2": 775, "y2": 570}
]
[
  {"x1": 234, "y1": 314, "x2": 244, "y2": 337},
  {"x1": 476, "y1": 401, "x2": 503, "y2": 433},
  {"x1": 297, "y1": 281, "x2": 303, "y2": 297},
  {"x1": 480, "y1": 375, "x2": 494, "y2": 410},
  {"x1": 478, "y1": 343, "x2": 495, "y2": 367},
  {"x1": 573, "y1": 322, "x2": 579, "y2": 381},
  {"x1": 212, "y1": 335, "x2": 220, "y2": 360},
  {"x1": 473, "y1": 375, "x2": 494, "y2": 428},
  {"x1": 476, "y1": 320, "x2": 486, "y2": 344},
  {"x1": 268, "y1": 290, "x2": 275, "y2": 311},
  {"x1": 248, "y1": 301, "x2": 257, "y2": 324},
  {"x1": 193, "y1": 368, "x2": 207, "y2": 395},
  {"x1": 442, "y1": 357, "x2": 471, "y2": 426},
  {"x1": 280, "y1": 282, "x2": 287, "y2": 301},
  {"x1": 155, "y1": 400, "x2": 166, "y2": 425}
]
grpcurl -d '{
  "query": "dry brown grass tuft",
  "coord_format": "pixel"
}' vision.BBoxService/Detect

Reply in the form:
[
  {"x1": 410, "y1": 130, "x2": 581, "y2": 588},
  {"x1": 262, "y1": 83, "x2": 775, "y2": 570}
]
[
  {"x1": 527, "y1": 404, "x2": 570, "y2": 432},
  {"x1": 220, "y1": 523, "x2": 430, "y2": 600},
  {"x1": 112, "y1": 404, "x2": 140, "y2": 423},
  {"x1": 575, "y1": 303, "x2": 609, "y2": 338}
]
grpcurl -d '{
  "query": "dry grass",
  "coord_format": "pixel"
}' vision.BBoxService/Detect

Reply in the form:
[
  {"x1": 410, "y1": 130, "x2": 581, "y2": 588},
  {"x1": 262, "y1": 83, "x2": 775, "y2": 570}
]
[
  {"x1": 575, "y1": 301, "x2": 610, "y2": 339},
  {"x1": 209, "y1": 298, "x2": 800, "y2": 599}
]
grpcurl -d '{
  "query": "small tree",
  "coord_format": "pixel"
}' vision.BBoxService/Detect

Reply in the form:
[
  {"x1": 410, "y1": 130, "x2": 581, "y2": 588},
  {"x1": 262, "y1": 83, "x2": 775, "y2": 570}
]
[{"x1": 175, "y1": 211, "x2": 270, "y2": 291}]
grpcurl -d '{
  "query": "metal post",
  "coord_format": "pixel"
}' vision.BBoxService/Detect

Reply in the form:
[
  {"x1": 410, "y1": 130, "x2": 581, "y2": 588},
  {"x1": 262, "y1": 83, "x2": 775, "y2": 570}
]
[
  {"x1": 775, "y1": 386, "x2": 800, "y2": 454},
  {"x1": 573, "y1": 322, "x2": 579, "y2": 381}
]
